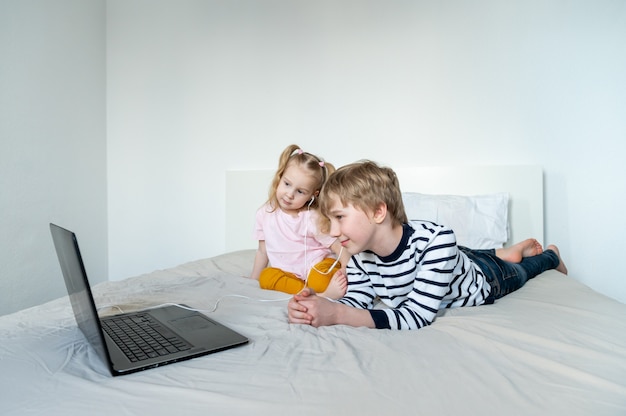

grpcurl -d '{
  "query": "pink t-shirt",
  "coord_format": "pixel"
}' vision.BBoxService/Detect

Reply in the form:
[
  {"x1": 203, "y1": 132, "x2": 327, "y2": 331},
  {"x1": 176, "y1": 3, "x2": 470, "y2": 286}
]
[{"x1": 254, "y1": 203, "x2": 337, "y2": 279}]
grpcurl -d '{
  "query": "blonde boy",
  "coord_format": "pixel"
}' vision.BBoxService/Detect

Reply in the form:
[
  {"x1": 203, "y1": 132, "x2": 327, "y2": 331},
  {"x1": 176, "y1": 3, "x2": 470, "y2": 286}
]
[{"x1": 288, "y1": 161, "x2": 567, "y2": 330}]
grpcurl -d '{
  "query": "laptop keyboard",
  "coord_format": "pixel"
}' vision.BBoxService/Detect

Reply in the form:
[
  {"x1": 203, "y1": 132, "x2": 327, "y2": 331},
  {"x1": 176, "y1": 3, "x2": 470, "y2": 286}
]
[{"x1": 102, "y1": 314, "x2": 192, "y2": 362}]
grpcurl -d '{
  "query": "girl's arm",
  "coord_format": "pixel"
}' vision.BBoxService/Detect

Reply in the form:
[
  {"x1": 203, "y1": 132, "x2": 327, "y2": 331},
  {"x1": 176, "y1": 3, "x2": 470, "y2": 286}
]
[{"x1": 250, "y1": 240, "x2": 268, "y2": 280}]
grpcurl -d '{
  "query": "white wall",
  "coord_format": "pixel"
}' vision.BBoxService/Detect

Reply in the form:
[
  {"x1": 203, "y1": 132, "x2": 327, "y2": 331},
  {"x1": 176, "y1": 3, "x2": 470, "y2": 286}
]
[
  {"x1": 0, "y1": 0, "x2": 107, "y2": 316},
  {"x1": 107, "y1": 0, "x2": 626, "y2": 303},
  {"x1": 2, "y1": 0, "x2": 624, "y2": 316}
]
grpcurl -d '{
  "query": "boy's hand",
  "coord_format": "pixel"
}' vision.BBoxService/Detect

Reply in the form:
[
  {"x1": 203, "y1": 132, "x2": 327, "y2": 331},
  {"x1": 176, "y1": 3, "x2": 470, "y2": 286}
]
[
  {"x1": 288, "y1": 288, "x2": 315, "y2": 325},
  {"x1": 288, "y1": 288, "x2": 336, "y2": 327}
]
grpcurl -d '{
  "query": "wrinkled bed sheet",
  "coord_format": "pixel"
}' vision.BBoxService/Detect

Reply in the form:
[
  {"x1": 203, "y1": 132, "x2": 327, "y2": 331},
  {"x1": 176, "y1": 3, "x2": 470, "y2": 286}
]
[{"x1": 1, "y1": 250, "x2": 625, "y2": 416}]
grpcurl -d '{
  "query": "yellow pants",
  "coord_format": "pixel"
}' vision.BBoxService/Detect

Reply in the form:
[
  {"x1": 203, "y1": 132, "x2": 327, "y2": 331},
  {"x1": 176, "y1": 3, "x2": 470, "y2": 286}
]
[{"x1": 258, "y1": 258, "x2": 341, "y2": 294}]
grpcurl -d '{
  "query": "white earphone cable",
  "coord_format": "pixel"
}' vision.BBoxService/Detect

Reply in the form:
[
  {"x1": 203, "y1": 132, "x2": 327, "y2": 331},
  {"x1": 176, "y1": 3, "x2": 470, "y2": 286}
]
[
  {"x1": 98, "y1": 295, "x2": 292, "y2": 316},
  {"x1": 303, "y1": 199, "x2": 342, "y2": 289},
  {"x1": 100, "y1": 195, "x2": 342, "y2": 315}
]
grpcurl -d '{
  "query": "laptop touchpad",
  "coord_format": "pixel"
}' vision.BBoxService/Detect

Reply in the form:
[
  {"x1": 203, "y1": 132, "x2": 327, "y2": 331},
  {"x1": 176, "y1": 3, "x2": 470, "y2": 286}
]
[{"x1": 171, "y1": 315, "x2": 215, "y2": 330}]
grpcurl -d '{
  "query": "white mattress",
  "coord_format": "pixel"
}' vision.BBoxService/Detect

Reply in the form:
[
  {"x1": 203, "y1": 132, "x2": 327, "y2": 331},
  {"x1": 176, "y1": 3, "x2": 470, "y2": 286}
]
[{"x1": 1, "y1": 249, "x2": 625, "y2": 415}]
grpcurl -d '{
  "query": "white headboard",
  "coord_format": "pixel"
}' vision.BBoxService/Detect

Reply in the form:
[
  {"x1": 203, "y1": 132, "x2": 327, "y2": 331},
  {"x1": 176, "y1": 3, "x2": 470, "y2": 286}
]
[{"x1": 225, "y1": 165, "x2": 543, "y2": 252}]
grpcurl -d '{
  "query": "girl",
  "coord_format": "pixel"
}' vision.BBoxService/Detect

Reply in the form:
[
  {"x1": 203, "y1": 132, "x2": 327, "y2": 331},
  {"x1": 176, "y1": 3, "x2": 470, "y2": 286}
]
[{"x1": 251, "y1": 144, "x2": 349, "y2": 299}]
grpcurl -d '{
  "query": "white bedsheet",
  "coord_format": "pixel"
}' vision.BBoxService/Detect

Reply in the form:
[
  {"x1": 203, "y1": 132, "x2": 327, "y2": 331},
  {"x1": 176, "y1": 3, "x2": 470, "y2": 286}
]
[{"x1": 1, "y1": 250, "x2": 625, "y2": 415}]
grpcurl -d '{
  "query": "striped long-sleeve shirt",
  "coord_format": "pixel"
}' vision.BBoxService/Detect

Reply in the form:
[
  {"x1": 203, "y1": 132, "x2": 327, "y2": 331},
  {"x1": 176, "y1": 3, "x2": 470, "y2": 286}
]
[{"x1": 339, "y1": 221, "x2": 492, "y2": 330}]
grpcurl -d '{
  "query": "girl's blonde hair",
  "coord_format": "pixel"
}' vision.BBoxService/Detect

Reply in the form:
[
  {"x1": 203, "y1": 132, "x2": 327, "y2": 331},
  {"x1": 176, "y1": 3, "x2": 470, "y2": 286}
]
[
  {"x1": 267, "y1": 144, "x2": 335, "y2": 211},
  {"x1": 320, "y1": 160, "x2": 408, "y2": 227}
]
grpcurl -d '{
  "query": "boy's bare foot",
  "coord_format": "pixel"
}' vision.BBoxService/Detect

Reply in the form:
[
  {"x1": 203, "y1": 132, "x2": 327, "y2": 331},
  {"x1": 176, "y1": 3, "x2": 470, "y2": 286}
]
[
  {"x1": 319, "y1": 270, "x2": 348, "y2": 300},
  {"x1": 496, "y1": 238, "x2": 543, "y2": 263},
  {"x1": 546, "y1": 244, "x2": 568, "y2": 275}
]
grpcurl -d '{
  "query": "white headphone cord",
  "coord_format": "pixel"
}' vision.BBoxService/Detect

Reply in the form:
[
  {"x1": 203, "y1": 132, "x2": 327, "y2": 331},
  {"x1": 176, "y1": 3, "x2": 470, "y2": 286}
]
[
  {"x1": 303, "y1": 202, "x2": 343, "y2": 289},
  {"x1": 98, "y1": 198, "x2": 344, "y2": 316},
  {"x1": 98, "y1": 295, "x2": 292, "y2": 315}
]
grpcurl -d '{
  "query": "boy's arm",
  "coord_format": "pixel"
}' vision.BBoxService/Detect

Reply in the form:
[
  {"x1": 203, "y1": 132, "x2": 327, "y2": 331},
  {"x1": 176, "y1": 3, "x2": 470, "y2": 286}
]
[
  {"x1": 339, "y1": 225, "x2": 460, "y2": 330},
  {"x1": 336, "y1": 258, "x2": 378, "y2": 309},
  {"x1": 375, "y1": 231, "x2": 460, "y2": 329},
  {"x1": 288, "y1": 288, "x2": 376, "y2": 328}
]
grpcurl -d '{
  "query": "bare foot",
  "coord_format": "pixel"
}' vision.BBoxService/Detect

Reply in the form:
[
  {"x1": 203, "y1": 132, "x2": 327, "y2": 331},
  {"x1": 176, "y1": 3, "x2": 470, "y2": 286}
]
[
  {"x1": 496, "y1": 238, "x2": 543, "y2": 263},
  {"x1": 546, "y1": 244, "x2": 568, "y2": 275},
  {"x1": 319, "y1": 270, "x2": 348, "y2": 300}
]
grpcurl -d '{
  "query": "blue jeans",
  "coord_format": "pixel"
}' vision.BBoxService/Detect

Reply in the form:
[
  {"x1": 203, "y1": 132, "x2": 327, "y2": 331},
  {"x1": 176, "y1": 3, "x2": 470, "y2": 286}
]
[{"x1": 458, "y1": 247, "x2": 560, "y2": 303}]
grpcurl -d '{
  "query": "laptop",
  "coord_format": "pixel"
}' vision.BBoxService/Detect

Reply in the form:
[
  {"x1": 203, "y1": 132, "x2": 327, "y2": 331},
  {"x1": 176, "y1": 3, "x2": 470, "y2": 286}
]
[{"x1": 49, "y1": 223, "x2": 248, "y2": 376}]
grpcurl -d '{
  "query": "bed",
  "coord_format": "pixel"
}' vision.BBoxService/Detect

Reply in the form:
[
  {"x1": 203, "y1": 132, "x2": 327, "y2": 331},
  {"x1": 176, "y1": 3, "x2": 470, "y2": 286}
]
[{"x1": 2, "y1": 166, "x2": 625, "y2": 416}]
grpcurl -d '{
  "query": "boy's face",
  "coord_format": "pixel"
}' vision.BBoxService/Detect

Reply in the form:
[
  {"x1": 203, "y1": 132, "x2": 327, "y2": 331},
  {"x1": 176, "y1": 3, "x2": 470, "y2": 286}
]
[{"x1": 327, "y1": 196, "x2": 377, "y2": 255}]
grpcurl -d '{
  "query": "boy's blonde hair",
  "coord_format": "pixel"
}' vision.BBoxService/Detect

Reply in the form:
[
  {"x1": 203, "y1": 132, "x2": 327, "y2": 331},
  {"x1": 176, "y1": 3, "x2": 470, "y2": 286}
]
[
  {"x1": 320, "y1": 160, "x2": 408, "y2": 227},
  {"x1": 267, "y1": 144, "x2": 335, "y2": 211}
]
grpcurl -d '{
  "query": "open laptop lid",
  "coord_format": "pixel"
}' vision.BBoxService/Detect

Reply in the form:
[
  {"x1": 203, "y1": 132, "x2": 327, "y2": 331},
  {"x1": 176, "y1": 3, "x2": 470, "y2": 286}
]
[
  {"x1": 50, "y1": 223, "x2": 249, "y2": 376},
  {"x1": 49, "y1": 223, "x2": 115, "y2": 374}
]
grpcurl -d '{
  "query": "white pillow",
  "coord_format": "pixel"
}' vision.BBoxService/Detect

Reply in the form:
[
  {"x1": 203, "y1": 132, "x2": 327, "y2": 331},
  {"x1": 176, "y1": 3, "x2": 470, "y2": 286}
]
[{"x1": 401, "y1": 192, "x2": 509, "y2": 249}]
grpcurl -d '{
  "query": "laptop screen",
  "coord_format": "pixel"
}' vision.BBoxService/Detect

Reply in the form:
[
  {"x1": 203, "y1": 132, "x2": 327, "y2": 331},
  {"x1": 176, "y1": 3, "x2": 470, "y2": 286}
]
[{"x1": 50, "y1": 224, "x2": 111, "y2": 367}]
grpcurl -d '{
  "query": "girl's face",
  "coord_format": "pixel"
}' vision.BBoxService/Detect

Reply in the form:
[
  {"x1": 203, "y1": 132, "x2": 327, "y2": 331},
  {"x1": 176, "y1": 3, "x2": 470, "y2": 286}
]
[{"x1": 276, "y1": 163, "x2": 318, "y2": 216}]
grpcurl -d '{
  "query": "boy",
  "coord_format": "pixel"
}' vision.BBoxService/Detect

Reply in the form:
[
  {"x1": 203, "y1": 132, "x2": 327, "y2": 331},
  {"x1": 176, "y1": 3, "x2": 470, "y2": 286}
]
[{"x1": 287, "y1": 160, "x2": 567, "y2": 330}]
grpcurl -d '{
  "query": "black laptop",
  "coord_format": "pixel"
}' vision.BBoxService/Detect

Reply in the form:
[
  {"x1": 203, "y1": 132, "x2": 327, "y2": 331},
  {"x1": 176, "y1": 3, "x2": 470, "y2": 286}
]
[{"x1": 50, "y1": 223, "x2": 248, "y2": 376}]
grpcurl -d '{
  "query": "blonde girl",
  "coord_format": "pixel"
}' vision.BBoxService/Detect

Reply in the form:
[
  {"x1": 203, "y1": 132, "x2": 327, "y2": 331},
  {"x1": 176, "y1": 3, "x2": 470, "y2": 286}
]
[{"x1": 250, "y1": 144, "x2": 349, "y2": 299}]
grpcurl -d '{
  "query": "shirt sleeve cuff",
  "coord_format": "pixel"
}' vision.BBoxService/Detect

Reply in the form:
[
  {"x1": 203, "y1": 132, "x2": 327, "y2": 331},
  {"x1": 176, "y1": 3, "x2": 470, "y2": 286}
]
[{"x1": 369, "y1": 310, "x2": 391, "y2": 329}]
